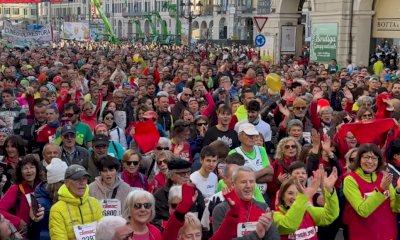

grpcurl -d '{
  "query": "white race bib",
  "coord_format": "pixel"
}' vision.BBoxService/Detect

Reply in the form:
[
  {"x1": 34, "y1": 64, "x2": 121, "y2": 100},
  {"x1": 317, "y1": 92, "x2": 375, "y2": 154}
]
[
  {"x1": 288, "y1": 226, "x2": 317, "y2": 240},
  {"x1": 237, "y1": 222, "x2": 257, "y2": 237},
  {"x1": 73, "y1": 222, "x2": 97, "y2": 240},
  {"x1": 101, "y1": 199, "x2": 121, "y2": 216}
]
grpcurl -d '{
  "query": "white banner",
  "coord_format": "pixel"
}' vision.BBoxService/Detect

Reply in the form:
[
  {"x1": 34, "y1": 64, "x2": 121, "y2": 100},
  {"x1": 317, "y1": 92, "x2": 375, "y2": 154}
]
[
  {"x1": 2, "y1": 21, "x2": 52, "y2": 47},
  {"x1": 62, "y1": 22, "x2": 90, "y2": 41}
]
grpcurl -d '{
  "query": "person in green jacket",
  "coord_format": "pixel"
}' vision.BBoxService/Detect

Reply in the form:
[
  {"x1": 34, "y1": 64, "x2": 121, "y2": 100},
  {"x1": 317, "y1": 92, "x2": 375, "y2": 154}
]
[{"x1": 273, "y1": 165, "x2": 339, "y2": 239}]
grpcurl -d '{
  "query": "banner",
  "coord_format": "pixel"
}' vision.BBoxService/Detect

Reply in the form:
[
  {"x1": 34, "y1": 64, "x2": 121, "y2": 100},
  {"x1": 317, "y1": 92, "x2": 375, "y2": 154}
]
[
  {"x1": 2, "y1": 21, "x2": 52, "y2": 48},
  {"x1": 310, "y1": 23, "x2": 338, "y2": 63},
  {"x1": 62, "y1": 22, "x2": 90, "y2": 41}
]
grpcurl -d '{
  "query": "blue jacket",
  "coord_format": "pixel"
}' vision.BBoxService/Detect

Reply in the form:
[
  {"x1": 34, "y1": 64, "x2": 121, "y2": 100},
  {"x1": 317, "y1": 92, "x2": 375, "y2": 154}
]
[{"x1": 33, "y1": 181, "x2": 52, "y2": 240}]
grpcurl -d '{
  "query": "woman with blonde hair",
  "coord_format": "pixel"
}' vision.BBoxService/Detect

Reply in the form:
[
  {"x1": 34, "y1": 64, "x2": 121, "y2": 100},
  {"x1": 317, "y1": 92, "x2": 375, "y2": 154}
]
[
  {"x1": 267, "y1": 137, "x2": 302, "y2": 209},
  {"x1": 123, "y1": 189, "x2": 162, "y2": 240},
  {"x1": 149, "y1": 150, "x2": 174, "y2": 193},
  {"x1": 121, "y1": 149, "x2": 148, "y2": 190}
]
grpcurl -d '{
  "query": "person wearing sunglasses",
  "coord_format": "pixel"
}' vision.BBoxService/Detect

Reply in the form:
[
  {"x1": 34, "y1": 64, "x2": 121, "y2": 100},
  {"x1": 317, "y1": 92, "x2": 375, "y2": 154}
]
[
  {"x1": 149, "y1": 150, "x2": 173, "y2": 193},
  {"x1": 171, "y1": 120, "x2": 192, "y2": 163},
  {"x1": 356, "y1": 106, "x2": 375, "y2": 122},
  {"x1": 121, "y1": 150, "x2": 148, "y2": 190},
  {"x1": 84, "y1": 134, "x2": 111, "y2": 183},
  {"x1": 102, "y1": 110, "x2": 128, "y2": 150},
  {"x1": 172, "y1": 88, "x2": 192, "y2": 121},
  {"x1": 267, "y1": 137, "x2": 302, "y2": 210},
  {"x1": 53, "y1": 103, "x2": 93, "y2": 148},
  {"x1": 93, "y1": 124, "x2": 125, "y2": 161},
  {"x1": 153, "y1": 159, "x2": 205, "y2": 231},
  {"x1": 123, "y1": 189, "x2": 163, "y2": 240}
]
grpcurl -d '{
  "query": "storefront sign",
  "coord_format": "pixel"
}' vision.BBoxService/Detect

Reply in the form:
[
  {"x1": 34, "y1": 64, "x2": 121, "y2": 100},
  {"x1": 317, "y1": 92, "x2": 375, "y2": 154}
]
[
  {"x1": 372, "y1": 0, "x2": 400, "y2": 38},
  {"x1": 310, "y1": 23, "x2": 338, "y2": 63}
]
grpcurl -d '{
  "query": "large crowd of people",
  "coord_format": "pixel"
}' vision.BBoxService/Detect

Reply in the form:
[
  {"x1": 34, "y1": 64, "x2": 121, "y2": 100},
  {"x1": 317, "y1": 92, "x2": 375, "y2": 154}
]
[{"x1": 0, "y1": 40, "x2": 400, "y2": 240}]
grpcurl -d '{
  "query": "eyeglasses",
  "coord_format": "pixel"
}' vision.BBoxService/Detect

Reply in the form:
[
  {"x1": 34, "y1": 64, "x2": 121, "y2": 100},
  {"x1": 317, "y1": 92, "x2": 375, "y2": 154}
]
[
  {"x1": 156, "y1": 146, "x2": 169, "y2": 151},
  {"x1": 170, "y1": 203, "x2": 178, "y2": 209},
  {"x1": 284, "y1": 145, "x2": 297, "y2": 150},
  {"x1": 157, "y1": 160, "x2": 168, "y2": 166},
  {"x1": 183, "y1": 93, "x2": 192, "y2": 97},
  {"x1": 63, "y1": 133, "x2": 75, "y2": 139},
  {"x1": 294, "y1": 106, "x2": 307, "y2": 111},
  {"x1": 175, "y1": 170, "x2": 191, "y2": 177},
  {"x1": 64, "y1": 113, "x2": 74, "y2": 118},
  {"x1": 94, "y1": 144, "x2": 108, "y2": 149},
  {"x1": 125, "y1": 161, "x2": 139, "y2": 166},
  {"x1": 362, "y1": 113, "x2": 373, "y2": 118},
  {"x1": 361, "y1": 155, "x2": 378, "y2": 162},
  {"x1": 176, "y1": 123, "x2": 190, "y2": 128},
  {"x1": 133, "y1": 202, "x2": 152, "y2": 210},
  {"x1": 105, "y1": 116, "x2": 114, "y2": 120},
  {"x1": 194, "y1": 89, "x2": 202, "y2": 92},
  {"x1": 83, "y1": 108, "x2": 93, "y2": 112},
  {"x1": 196, "y1": 122, "x2": 207, "y2": 127}
]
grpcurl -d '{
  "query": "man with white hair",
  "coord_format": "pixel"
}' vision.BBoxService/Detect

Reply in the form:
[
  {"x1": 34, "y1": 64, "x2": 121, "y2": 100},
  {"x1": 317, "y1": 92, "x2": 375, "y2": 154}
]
[{"x1": 96, "y1": 216, "x2": 133, "y2": 240}]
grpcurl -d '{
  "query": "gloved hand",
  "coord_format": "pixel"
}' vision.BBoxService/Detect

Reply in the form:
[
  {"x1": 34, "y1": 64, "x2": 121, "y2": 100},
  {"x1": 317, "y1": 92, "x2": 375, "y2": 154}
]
[
  {"x1": 176, "y1": 183, "x2": 197, "y2": 214},
  {"x1": 222, "y1": 188, "x2": 242, "y2": 217},
  {"x1": 208, "y1": 196, "x2": 221, "y2": 217}
]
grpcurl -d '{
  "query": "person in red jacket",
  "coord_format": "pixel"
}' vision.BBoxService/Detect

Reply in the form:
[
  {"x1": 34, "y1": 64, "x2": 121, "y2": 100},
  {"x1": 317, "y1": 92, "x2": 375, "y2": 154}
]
[{"x1": 0, "y1": 155, "x2": 45, "y2": 236}]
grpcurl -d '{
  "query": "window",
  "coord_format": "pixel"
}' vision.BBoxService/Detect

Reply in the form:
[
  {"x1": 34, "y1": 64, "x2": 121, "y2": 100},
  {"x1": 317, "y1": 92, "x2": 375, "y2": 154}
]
[
  {"x1": 4, "y1": 8, "x2": 10, "y2": 15},
  {"x1": 23, "y1": 8, "x2": 27, "y2": 15},
  {"x1": 12, "y1": 8, "x2": 19, "y2": 15},
  {"x1": 77, "y1": 7, "x2": 81, "y2": 15},
  {"x1": 31, "y1": 9, "x2": 37, "y2": 15}
]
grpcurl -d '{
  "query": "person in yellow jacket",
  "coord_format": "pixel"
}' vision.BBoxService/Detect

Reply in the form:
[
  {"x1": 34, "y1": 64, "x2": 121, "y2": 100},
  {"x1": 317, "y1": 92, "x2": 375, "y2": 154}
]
[
  {"x1": 49, "y1": 165, "x2": 103, "y2": 240},
  {"x1": 273, "y1": 165, "x2": 339, "y2": 239}
]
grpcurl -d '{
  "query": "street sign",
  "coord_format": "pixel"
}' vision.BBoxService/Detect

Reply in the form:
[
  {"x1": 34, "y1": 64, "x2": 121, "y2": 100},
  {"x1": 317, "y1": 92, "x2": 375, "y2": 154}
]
[
  {"x1": 255, "y1": 34, "x2": 266, "y2": 47},
  {"x1": 253, "y1": 16, "x2": 268, "y2": 33}
]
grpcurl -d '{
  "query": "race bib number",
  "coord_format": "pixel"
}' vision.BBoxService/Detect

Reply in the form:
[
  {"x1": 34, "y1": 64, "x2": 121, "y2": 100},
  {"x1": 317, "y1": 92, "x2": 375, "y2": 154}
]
[
  {"x1": 288, "y1": 226, "x2": 317, "y2": 240},
  {"x1": 237, "y1": 222, "x2": 257, "y2": 237},
  {"x1": 101, "y1": 199, "x2": 121, "y2": 216},
  {"x1": 73, "y1": 222, "x2": 97, "y2": 240}
]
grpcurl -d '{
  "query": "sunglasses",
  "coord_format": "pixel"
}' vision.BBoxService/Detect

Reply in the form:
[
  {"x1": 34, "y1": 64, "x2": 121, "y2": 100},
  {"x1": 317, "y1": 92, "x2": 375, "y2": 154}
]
[
  {"x1": 83, "y1": 108, "x2": 93, "y2": 112},
  {"x1": 196, "y1": 122, "x2": 207, "y2": 127},
  {"x1": 183, "y1": 93, "x2": 192, "y2": 97},
  {"x1": 284, "y1": 145, "x2": 297, "y2": 150},
  {"x1": 133, "y1": 202, "x2": 152, "y2": 209},
  {"x1": 63, "y1": 133, "x2": 75, "y2": 139},
  {"x1": 126, "y1": 161, "x2": 139, "y2": 166},
  {"x1": 64, "y1": 113, "x2": 74, "y2": 118},
  {"x1": 294, "y1": 106, "x2": 307, "y2": 111},
  {"x1": 362, "y1": 114, "x2": 373, "y2": 118},
  {"x1": 105, "y1": 116, "x2": 114, "y2": 120},
  {"x1": 175, "y1": 170, "x2": 191, "y2": 177},
  {"x1": 176, "y1": 123, "x2": 190, "y2": 128},
  {"x1": 94, "y1": 144, "x2": 108, "y2": 149},
  {"x1": 194, "y1": 89, "x2": 202, "y2": 92},
  {"x1": 157, "y1": 160, "x2": 168, "y2": 165},
  {"x1": 156, "y1": 146, "x2": 169, "y2": 151}
]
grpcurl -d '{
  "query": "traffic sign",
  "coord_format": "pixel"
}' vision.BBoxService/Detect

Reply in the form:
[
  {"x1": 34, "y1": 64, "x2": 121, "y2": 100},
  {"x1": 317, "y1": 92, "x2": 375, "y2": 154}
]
[
  {"x1": 255, "y1": 34, "x2": 266, "y2": 47},
  {"x1": 253, "y1": 16, "x2": 268, "y2": 33}
]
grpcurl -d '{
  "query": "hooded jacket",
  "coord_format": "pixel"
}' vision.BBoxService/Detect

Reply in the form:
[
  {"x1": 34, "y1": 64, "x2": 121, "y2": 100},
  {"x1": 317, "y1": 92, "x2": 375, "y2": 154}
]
[
  {"x1": 49, "y1": 184, "x2": 103, "y2": 240},
  {"x1": 88, "y1": 176, "x2": 131, "y2": 209}
]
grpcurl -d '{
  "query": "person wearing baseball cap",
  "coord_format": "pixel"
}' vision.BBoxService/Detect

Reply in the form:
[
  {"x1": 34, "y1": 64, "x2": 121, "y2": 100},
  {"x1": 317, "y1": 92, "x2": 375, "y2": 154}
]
[
  {"x1": 49, "y1": 164, "x2": 103, "y2": 240},
  {"x1": 229, "y1": 123, "x2": 273, "y2": 196},
  {"x1": 59, "y1": 125, "x2": 90, "y2": 166}
]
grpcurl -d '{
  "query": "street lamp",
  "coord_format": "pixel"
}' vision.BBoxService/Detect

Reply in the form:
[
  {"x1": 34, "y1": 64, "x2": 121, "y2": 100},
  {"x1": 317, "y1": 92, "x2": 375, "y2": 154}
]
[{"x1": 181, "y1": 0, "x2": 203, "y2": 50}]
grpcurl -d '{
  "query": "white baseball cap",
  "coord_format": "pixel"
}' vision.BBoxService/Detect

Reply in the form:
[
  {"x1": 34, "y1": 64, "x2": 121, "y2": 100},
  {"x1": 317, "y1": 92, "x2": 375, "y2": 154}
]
[{"x1": 238, "y1": 123, "x2": 259, "y2": 136}]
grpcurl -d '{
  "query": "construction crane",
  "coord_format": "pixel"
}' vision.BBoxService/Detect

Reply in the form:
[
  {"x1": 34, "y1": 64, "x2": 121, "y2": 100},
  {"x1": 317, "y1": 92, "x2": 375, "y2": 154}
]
[{"x1": 91, "y1": 0, "x2": 120, "y2": 44}]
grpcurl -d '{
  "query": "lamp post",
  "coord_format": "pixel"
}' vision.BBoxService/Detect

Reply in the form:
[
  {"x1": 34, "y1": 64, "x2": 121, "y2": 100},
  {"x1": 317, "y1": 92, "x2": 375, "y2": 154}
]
[{"x1": 181, "y1": 0, "x2": 202, "y2": 50}]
